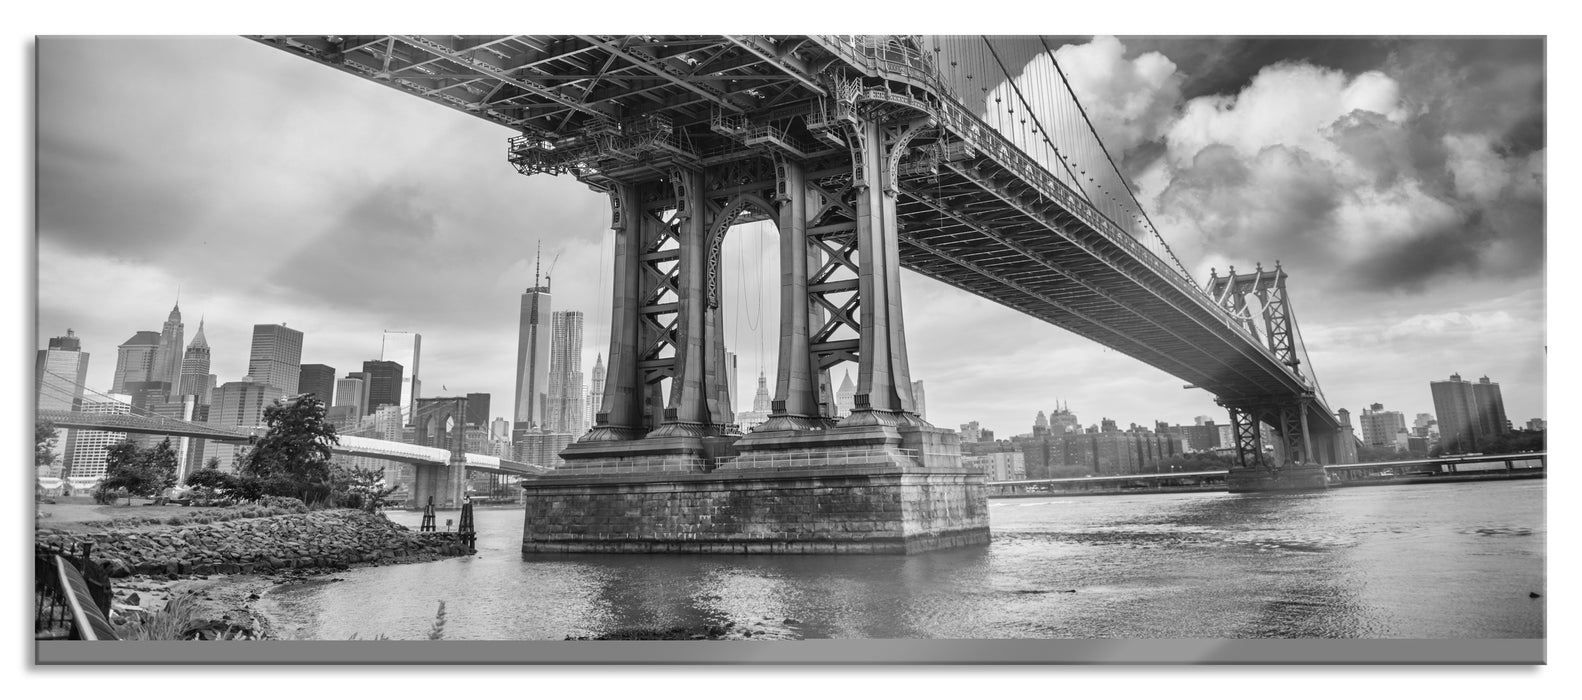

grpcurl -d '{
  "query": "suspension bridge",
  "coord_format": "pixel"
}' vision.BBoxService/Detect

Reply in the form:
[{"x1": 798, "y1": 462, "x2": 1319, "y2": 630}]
[{"x1": 137, "y1": 35, "x2": 1343, "y2": 552}]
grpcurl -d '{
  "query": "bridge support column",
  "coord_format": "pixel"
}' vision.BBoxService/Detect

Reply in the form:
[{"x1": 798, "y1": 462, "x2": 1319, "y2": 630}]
[{"x1": 1221, "y1": 396, "x2": 1328, "y2": 493}]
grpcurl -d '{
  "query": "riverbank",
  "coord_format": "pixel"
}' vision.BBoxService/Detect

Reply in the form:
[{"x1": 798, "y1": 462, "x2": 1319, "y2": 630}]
[
  {"x1": 36, "y1": 507, "x2": 475, "y2": 640},
  {"x1": 987, "y1": 469, "x2": 1544, "y2": 498}
]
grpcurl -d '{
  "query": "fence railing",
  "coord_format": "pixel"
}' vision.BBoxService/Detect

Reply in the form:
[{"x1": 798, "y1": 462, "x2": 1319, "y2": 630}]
[{"x1": 35, "y1": 540, "x2": 114, "y2": 640}]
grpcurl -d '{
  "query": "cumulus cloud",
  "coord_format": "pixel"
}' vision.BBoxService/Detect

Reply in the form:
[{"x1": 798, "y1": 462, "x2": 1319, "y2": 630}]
[{"x1": 1051, "y1": 36, "x2": 1183, "y2": 158}]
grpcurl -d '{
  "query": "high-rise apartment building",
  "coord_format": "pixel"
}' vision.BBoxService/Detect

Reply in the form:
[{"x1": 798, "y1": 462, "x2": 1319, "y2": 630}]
[
  {"x1": 150, "y1": 303, "x2": 185, "y2": 393},
  {"x1": 1413, "y1": 412, "x2": 1438, "y2": 438},
  {"x1": 381, "y1": 331, "x2": 422, "y2": 414},
  {"x1": 362, "y1": 361, "x2": 404, "y2": 416},
  {"x1": 112, "y1": 330, "x2": 161, "y2": 394},
  {"x1": 68, "y1": 393, "x2": 133, "y2": 481},
  {"x1": 177, "y1": 319, "x2": 215, "y2": 405},
  {"x1": 298, "y1": 363, "x2": 337, "y2": 405},
  {"x1": 514, "y1": 268, "x2": 552, "y2": 432},
  {"x1": 37, "y1": 329, "x2": 91, "y2": 471},
  {"x1": 1431, "y1": 373, "x2": 1504, "y2": 454},
  {"x1": 547, "y1": 310, "x2": 585, "y2": 434},
  {"x1": 835, "y1": 370, "x2": 856, "y2": 417},
  {"x1": 246, "y1": 324, "x2": 303, "y2": 395},
  {"x1": 1472, "y1": 376, "x2": 1509, "y2": 443},
  {"x1": 1359, "y1": 403, "x2": 1408, "y2": 448},
  {"x1": 960, "y1": 421, "x2": 983, "y2": 442},
  {"x1": 204, "y1": 381, "x2": 284, "y2": 472},
  {"x1": 465, "y1": 393, "x2": 491, "y2": 428}
]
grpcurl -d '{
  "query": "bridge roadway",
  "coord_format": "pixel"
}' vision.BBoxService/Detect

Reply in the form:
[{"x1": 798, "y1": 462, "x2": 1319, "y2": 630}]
[
  {"x1": 36, "y1": 409, "x2": 548, "y2": 478},
  {"x1": 253, "y1": 35, "x2": 1336, "y2": 439}
]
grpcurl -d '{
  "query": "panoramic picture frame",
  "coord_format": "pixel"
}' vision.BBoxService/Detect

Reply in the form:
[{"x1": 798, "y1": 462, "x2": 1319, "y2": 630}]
[{"x1": 31, "y1": 31, "x2": 1546, "y2": 666}]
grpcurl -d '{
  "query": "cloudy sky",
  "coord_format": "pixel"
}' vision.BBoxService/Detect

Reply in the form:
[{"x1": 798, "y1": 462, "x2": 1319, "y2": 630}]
[{"x1": 34, "y1": 34, "x2": 1546, "y2": 438}]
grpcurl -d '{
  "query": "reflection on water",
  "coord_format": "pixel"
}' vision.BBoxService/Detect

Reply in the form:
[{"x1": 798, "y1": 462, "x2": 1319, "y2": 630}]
[{"x1": 262, "y1": 480, "x2": 1544, "y2": 640}]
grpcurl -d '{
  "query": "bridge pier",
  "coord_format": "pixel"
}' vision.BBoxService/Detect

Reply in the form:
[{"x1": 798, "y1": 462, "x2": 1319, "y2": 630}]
[
  {"x1": 1221, "y1": 397, "x2": 1330, "y2": 493},
  {"x1": 535, "y1": 105, "x2": 987, "y2": 554}
]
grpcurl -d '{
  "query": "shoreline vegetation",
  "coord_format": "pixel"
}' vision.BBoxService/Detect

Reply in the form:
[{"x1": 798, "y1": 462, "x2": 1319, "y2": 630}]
[{"x1": 35, "y1": 500, "x2": 472, "y2": 640}]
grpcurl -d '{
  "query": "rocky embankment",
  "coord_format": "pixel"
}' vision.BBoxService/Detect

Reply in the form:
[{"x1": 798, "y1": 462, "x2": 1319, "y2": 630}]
[{"x1": 36, "y1": 508, "x2": 473, "y2": 578}]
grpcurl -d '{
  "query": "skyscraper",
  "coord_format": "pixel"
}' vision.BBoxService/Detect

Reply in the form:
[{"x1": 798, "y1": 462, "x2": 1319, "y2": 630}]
[
  {"x1": 738, "y1": 372, "x2": 773, "y2": 431},
  {"x1": 1430, "y1": 373, "x2": 1482, "y2": 454},
  {"x1": 298, "y1": 364, "x2": 337, "y2": 405},
  {"x1": 362, "y1": 360, "x2": 404, "y2": 415},
  {"x1": 37, "y1": 329, "x2": 90, "y2": 472},
  {"x1": 381, "y1": 331, "x2": 422, "y2": 414},
  {"x1": 177, "y1": 319, "x2": 215, "y2": 405},
  {"x1": 111, "y1": 330, "x2": 161, "y2": 394},
  {"x1": 36, "y1": 329, "x2": 90, "y2": 411},
  {"x1": 150, "y1": 302, "x2": 185, "y2": 394},
  {"x1": 514, "y1": 261, "x2": 552, "y2": 432},
  {"x1": 587, "y1": 353, "x2": 606, "y2": 427},
  {"x1": 547, "y1": 310, "x2": 585, "y2": 434},
  {"x1": 465, "y1": 393, "x2": 491, "y2": 427},
  {"x1": 246, "y1": 324, "x2": 304, "y2": 394},
  {"x1": 835, "y1": 370, "x2": 856, "y2": 416}
]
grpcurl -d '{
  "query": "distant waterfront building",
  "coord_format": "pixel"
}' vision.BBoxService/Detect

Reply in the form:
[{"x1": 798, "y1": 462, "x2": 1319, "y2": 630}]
[
  {"x1": 1413, "y1": 412, "x2": 1438, "y2": 438},
  {"x1": 298, "y1": 363, "x2": 337, "y2": 406},
  {"x1": 149, "y1": 303, "x2": 185, "y2": 398},
  {"x1": 911, "y1": 380, "x2": 926, "y2": 420},
  {"x1": 966, "y1": 451, "x2": 1025, "y2": 481},
  {"x1": 1471, "y1": 376, "x2": 1509, "y2": 445},
  {"x1": 547, "y1": 311, "x2": 585, "y2": 435},
  {"x1": 1183, "y1": 420, "x2": 1221, "y2": 452},
  {"x1": 246, "y1": 324, "x2": 303, "y2": 395},
  {"x1": 177, "y1": 320, "x2": 215, "y2": 406},
  {"x1": 513, "y1": 430, "x2": 574, "y2": 470},
  {"x1": 362, "y1": 360, "x2": 404, "y2": 416},
  {"x1": 1049, "y1": 402, "x2": 1080, "y2": 434},
  {"x1": 68, "y1": 393, "x2": 134, "y2": 481},
  {"x1": 514, "y1": 260, "x2": 553, "y2": 433},
  {"x1": 1032, "y1": 411, "x2": 1049, "y2": 435},
  {"x1": 960, "y1": 421, "x2": 983, "y2": 442},
  {"x1": 204, "y1": 381, "x2": 284, "y2": 472},
  {"x1": 1359, "y1": 403, "x2": 1408, "y2": 448},
  {"x1": 381, "y1": 331, "x2": 422, "y2": 415},
  {"x1": 1526, "y1": 418, "x2": 1546, "y2": 431},
  {"x1": 1020, "y1": 430, "x2": 1183, "y2": 480},
  {"x1": 112, "y1": 330, "x2": 161, "y2": 394},
  {"x1": 1431, "y1": 373, "x2": 1509, "y2": 454},
  {"x1": 465, "y1": 393, "x2": 491, "y2": 428},
  {"x1": 37, "y1": 330, "x2": 92, "y2": 471}
]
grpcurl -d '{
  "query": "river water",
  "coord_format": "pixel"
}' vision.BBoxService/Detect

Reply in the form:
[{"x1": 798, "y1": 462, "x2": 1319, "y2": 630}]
[{"x1": 261, "y1": 480, "x2": 1545, "y2": 640}]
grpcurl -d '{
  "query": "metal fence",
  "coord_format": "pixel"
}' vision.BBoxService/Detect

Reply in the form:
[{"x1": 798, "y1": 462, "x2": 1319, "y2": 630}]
[{"x1": 35, "y1": 540, "x2": 113, "y2": 640}]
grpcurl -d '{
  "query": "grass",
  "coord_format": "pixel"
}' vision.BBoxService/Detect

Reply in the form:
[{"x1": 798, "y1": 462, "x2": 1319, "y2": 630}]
[{"x1": 35, "y1": 500, "x2": 302, "y2": 533}]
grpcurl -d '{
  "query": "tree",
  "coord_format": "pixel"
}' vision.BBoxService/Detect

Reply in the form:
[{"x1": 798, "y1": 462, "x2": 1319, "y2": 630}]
[
  {"x1": 332, "y1": 463, "x2": 399, "y2": 513},
  {"x1": 144, "y1": 438, "x2": 180, "y2": 498},
  {"x1": 96, "y1": 439, "x2": 180, "y2": 505},
  {"x1": 240, "y1": 394, "x2": 340, "y2": 505},
  {"x1": 36, "y1": 419, "x2": 59, "y2": 468}
]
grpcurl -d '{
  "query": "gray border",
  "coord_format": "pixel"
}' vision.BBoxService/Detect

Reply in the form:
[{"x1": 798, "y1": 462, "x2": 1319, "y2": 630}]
[{"x1": 35, "y1": 639, "x2": 1543, "y2": 665}]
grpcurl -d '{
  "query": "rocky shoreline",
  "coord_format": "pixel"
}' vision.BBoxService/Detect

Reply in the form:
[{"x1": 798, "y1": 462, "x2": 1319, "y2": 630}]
[{"x1": 37, "y1": 508, "x2": 474, "y2": 640}]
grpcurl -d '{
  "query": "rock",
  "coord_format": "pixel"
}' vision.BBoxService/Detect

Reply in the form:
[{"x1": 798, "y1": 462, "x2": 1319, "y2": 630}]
[
  {"x1": 782, "y1": 618, "x2": 800, "y2": 625},
  {"x1": 125, "y1": 592, "x2": 141, "y2": 606},
  {"x1": 1530, "y1": 592, "x2": 1541, "y2": 598}
]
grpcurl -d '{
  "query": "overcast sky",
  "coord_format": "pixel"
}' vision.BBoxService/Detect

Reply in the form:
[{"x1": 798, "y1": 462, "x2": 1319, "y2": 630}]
[{"x1": 34, "y1": 34, "x2": 1546, "y2": 437}]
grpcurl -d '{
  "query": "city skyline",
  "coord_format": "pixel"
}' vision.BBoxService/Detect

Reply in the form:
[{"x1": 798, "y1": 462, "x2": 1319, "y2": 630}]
[{"x1": 35, "y1": 35, "x2": 1546, "y2": 439}]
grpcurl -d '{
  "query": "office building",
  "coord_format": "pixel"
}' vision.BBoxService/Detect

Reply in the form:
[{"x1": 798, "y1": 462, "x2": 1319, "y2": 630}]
[
  {"x1": 335, "y1": 373, "x2": 368, "y2": 418},
  {"x1": 177, "y1": 320, "x2": 216, "y2": 405},
  {"x1": 513, "y1": 430, "x2": 574, "y2": 470},
  {"x1": 1359, "y1": 403, "x2": 1408, "y2": 448},
  {"x1": 362, "y1": 360, "x2": 404, "y2": 416},
  {"x1": 1049, "y1": 402, "x2": 1081, "y2": 434},
  {"x1": 1431, "y1": 373, "x2": 1489, "y2": 454},
  {"x1": 298, "y1": 364, "x2": 337, "y2": 405},
  {"x1": 381, "y1": 331, "x2": 422, "y2": 413},
  {"x1": 514, "y1": 260, "x2": 552, "y2": 432},
  {"x1": 37, "y1": 329, "x2": 91, "y2": 470},
  {"x1": 491, "y1": 417, "x2": 512, "y2": 442},
  {"x1": 738, "y1": 373, "x2": 773, "y2": 432},
  {"x1": 466, "y1": 393, "x2": 491, "y2": 428},
  {"x1": 203, "y1": 381, "x2": 284, "y2": 472},
  {"x1": 246, "y1": 324, "x2": 303, "y2": 394},
  {"x1": 112, "y1": 330, "x2": 161, "y2": 394},
  {"x1": 547, "y1": 310, "x2": 585, "y2": 434},
  {"x1": 67, "y1": 393, "x2": 134, "y2": 481}
]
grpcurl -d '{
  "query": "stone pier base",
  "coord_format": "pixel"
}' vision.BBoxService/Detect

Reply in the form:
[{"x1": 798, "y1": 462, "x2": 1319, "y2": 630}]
[
  {"x1": 524, "y1": 425, "x2": 989, "y2": 554},
  {"x1": 1226, "y1": 464, "x2": 1330, "y2": 493}
]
